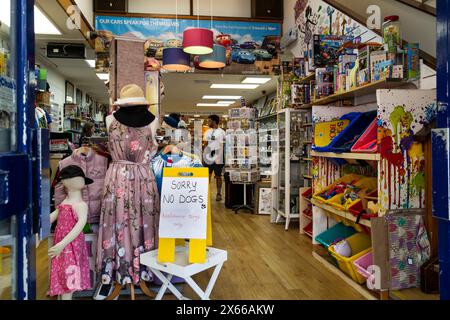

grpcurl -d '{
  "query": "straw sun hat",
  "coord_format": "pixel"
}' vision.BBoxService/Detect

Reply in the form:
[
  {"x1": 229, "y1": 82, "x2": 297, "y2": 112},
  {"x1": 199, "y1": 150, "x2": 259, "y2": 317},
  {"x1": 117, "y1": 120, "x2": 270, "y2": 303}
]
[{"x1": 113, "y1": 84, "x2": 150, "y2": 107}]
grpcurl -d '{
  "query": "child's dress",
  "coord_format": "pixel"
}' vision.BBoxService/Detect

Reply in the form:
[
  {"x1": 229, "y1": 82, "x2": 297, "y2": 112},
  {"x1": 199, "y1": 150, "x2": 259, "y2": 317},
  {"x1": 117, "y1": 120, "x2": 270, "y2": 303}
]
[{"x1": 49, "y1": 204, "x2": 91, "y2": 296}]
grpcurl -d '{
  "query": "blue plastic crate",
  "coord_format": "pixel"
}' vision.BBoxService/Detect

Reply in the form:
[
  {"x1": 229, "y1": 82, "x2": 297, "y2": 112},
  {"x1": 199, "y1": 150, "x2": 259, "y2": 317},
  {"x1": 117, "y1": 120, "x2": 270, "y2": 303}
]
[
  {"x1": 312, "y1": 111, "x2": 377, "y2": 153},
  {"x1": 315, "y1": 222, "x2": 357, "y2": 249}
]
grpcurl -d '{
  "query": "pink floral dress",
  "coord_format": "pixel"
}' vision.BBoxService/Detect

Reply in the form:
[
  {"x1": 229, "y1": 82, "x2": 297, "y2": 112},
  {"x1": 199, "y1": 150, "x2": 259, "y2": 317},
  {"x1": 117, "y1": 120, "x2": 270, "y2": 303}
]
[
  {"x1": 49, "y1": 204, "x2": 91, "y2": 296},
  {"x1": 97, "y1": 118, "x2": 160, "y2": 286}
]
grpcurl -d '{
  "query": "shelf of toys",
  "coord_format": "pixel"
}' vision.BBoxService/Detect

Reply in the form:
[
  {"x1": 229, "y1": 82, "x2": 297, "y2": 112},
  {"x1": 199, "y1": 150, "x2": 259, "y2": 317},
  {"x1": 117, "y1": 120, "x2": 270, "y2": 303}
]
[{"x1": 298, "y1": 18, "x2": 437, "y2": 299}]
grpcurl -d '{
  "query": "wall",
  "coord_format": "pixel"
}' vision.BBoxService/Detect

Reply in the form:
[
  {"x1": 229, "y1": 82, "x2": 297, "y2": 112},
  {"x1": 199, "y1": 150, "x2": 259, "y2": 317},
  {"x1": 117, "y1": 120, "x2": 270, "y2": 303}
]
[
  {"x1": 128, "y1": 0, "x2": 252, "y2": 18},
  {"x1": 75, "y1": 0, "x2": 94, "y2": 28}
]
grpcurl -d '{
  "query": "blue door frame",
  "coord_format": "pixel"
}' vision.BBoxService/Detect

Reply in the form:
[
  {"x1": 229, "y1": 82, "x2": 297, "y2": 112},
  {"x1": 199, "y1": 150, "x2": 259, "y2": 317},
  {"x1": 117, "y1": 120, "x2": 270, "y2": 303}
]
[
  {"x1": 0, "y1": 0, "x2": 36, "y2": 300},
  {"x1": 433, "y1": 0, "x2": 450, "y2": 301}
]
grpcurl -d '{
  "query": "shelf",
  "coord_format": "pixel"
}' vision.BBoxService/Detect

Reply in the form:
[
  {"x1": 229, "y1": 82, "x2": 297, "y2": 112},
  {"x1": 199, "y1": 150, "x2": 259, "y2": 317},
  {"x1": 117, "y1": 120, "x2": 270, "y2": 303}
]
[
  {"x1": 310, "y1": 79, "x2": 414, "y2": 106},
  {"x1": 311, "y1": 199, "x2": 372, "y2": 228},
  {"x1": 257, "y1": 113, "x2": 277, "y2": 121},
  {"x1": 303, "y1": 141, "x2": 313, "y2": 145},
  {"x1": 290, "y1": 103, "x2": 313, "y2": 110},
  {"x1": 303, "y1": 230, "x2": 313, "y2": 238},
  {"x1": 302, "y1": 212, "x2": 312, "y2": 220},
  {"x1": 302, "y1": 197, "x2": 311, "y2": 203},
  {"x1": 302, "y1": 158, "x2": 313, "y2": 161},
  {"x1": 312, "y1": 252, "x2": 378, "y2": 300},
  {"x1": 390, "y1": 288, "x2": 439, "y2": 301},
  {"x1": 303, "y1": 175, "x2": 313, "y2": 179},
  {"x1": 311, "y1": 150, "x2": 380, "y2": 161},
  {"x1": 302, "y1": 123, "x2": 313, "y2": 127},
  {"x1": 294, "y1": 73, "x2": 315, "y2": 84}
]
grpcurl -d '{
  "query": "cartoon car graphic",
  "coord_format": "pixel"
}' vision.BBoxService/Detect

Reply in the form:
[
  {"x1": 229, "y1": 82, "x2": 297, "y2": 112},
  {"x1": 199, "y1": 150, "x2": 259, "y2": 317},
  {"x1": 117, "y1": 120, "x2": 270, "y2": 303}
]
[
  {"x1": 216, "y1": 34, "x2": 232, "y2": 47},
  {"x1": 166, "y1": 39, "x2": 182, "y2": 48},
  {"x1": 261, "y1": 35, "x2": 280, "y2": 56},
  {"x1": 240, "y1": 41, "x2": 257, "y2": 50},
  {"x1": 253, "y1": 49, "x2": 272, "y2": 61},
  {"x1": 225, "y1": 47, "x2": 232, "y2": 65},
  {"x1": 145, "y1": 39, "x2": 164, "y2": 57},
  {"x1": 231, "y1": 49, "x2": 256, "y2": 64}
]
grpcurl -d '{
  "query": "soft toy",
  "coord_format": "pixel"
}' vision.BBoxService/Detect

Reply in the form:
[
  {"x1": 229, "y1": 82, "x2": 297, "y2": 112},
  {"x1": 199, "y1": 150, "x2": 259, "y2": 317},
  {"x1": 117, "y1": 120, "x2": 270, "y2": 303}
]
[
  {"x1": 144, "y1": 57, "x2": 161, "y2": 71},
  {"x1": 367, "y1": 201, "x2": 379, "y2": 215}
]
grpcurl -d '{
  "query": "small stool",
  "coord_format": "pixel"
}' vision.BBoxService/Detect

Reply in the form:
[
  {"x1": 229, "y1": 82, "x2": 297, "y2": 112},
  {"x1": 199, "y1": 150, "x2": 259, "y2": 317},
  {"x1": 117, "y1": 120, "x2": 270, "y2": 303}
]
[{"x1": 140, "y1": 246, "x2": 227, "y2": 300}]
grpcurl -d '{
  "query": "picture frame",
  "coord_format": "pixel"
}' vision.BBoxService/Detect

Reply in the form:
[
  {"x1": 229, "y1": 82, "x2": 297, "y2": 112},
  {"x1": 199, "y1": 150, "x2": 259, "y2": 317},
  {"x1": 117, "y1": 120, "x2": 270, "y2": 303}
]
[
  {"x1": 256, "y1": 182, "x2": 272, "y2": 215},
  {"x1": 65, "y1": 81, "x2": 75, "y2": 103},
  {"x1": 76, "y1": 88, "x2": 83, "y2": 105}
]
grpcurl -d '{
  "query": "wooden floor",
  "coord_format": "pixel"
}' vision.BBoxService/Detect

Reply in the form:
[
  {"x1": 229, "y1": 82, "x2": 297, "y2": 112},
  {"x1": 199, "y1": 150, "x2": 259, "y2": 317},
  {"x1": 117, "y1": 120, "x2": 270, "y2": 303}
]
[{"x1": 36, "y1": 186, "x2": 366, "y2": 300}]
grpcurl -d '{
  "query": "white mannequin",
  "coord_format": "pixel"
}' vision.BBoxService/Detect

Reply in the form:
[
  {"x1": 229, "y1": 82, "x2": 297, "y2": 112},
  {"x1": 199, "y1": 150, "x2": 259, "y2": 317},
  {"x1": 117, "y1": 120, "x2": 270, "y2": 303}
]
[{"x1": 48, "y1": 176, "x2": 88, "y2": 300}]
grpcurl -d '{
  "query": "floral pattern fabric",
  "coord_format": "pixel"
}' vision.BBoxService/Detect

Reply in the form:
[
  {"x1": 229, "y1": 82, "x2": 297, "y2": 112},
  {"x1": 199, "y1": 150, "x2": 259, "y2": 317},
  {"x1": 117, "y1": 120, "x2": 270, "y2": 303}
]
[
  {"x1": 97, "y1": 118, "x2": 159, "y2": 286},
  {"x1": 49, "y1": 204, "x2": 91, "y2": 296}
]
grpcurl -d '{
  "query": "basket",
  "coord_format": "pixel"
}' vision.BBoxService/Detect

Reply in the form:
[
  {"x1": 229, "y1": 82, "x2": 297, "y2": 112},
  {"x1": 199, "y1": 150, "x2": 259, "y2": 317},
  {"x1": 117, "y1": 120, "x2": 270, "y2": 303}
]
[
  {"x1": 312, "y1": 174, "x2": 362, "y2": 203},
  {"x1": 315, "y1": 223, "x2": 357, "y2": 249},
  {"x1": 351, "y1": 119, "x2": 378, "y2": 153},
  {"x1": 353, "y1": 251, "x2": 373, "y2": 280},
  {"x1": 313, "y1": 118, "x2": 351, "y2": 148},
  {"x1": 328, "y1": 177, "x2": 378, "y2": 211},
  {"x1": 329, "y1": 232, "x2": 372, "y2": 284}
]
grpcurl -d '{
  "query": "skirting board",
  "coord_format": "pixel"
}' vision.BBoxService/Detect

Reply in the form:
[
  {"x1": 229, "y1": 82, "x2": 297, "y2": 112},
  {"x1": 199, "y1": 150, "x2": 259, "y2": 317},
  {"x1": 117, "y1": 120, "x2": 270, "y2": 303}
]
[{"x1": 312, "y1": 252, "x2": 378, "y2": 300}]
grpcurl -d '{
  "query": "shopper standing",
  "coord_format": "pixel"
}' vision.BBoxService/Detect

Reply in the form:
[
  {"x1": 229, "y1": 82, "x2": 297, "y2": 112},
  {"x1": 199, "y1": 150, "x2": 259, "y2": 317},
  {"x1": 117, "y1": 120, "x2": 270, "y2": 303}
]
[{"x1": 204, "y1": 115, "x2": 226, "y2": 201}]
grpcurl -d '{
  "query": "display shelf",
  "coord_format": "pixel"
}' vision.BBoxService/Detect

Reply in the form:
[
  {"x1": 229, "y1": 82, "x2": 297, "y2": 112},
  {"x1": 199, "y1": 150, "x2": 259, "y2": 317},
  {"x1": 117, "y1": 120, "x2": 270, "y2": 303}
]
[
  {"x1": 257, "y1": 113, "x2": 277, "y2": 121},
  {"x1": 311, "y1": 151, "x2": 380, "y2": 161},
  {"x1": 303, "y1": 141, "x2": 313, "y2": 145},
  {"x1": 294, "y1": 73, "x2": 315, "y2": 84},
  {"x1": 303, "y1": 175, "x2": 313, "y2": 179},
  {"x1": 303, "y1": 229, "x2": 313, "y2": 238},
  {"x1": 311, "y1": 79, "x2": 413, "y2": 106},
  {"x1": 302, "y1": 123, "x2": 313, "y2": 127},
  {"x1": 312, "y1": 251, "x2": 378, "y2": 300},
  {"x1": 311, "y1": 199, "x2": 372, "y2": 228},
  {"x1": 302, "y1": 158, "x2": 313, "y2": 161},
  {"x1": 390, "y1": 288, "x2": 439, "y2": 301}
]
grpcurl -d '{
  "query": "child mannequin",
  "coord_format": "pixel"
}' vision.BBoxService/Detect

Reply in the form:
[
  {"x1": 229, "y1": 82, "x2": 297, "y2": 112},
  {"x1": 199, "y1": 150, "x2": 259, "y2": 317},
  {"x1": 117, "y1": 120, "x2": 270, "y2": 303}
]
[{"x1": 48, "y1": 165, "x2": 92, "y2": 300}]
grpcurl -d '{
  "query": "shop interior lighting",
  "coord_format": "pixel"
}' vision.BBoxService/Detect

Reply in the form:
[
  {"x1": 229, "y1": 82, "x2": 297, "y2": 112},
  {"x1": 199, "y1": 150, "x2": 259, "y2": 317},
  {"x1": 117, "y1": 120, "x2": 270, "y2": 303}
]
[
  {"x1": 210, "y1": 84, "x2": 260, "y2": 89},
  {"x1": 242, "y1": 77, "x2": 272, "y2": 84},
  {"x1": 202, "y1": 95, "x2": 242, "y2": 100},
  {"x1": 96, "y1": 73, "x2": 109, "y2": 81}
]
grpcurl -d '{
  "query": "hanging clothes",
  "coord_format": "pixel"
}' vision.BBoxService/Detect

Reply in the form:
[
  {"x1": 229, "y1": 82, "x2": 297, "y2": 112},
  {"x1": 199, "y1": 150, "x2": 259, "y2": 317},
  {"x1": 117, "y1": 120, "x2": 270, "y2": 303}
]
[
  {"x1": 54, "y1": 148, "x2": 108, "y2": 224},
  {"x1": 97, "y1": 118, "x2": 160, "y2": 286}
]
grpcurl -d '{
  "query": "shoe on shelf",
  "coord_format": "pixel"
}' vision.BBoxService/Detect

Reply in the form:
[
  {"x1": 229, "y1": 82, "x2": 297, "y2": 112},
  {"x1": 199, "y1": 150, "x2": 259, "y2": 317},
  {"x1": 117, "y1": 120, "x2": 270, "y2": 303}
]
[{"x1": 216, "y1": 194, "x2": 222, "y2": 201}]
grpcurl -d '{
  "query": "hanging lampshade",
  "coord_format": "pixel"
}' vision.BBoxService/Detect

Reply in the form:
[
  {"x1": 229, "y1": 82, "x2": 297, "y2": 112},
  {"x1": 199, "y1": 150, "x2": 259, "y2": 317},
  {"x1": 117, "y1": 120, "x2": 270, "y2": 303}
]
[
  {"x1": 198, "y1": 44, "x2": 226, "y2": 69},
  {"x1": 162, "y1": 48, "x2": 191, "y2": 72},
  {"x1": 183, "y1": 28, "x2": 214, "y2": 55}
]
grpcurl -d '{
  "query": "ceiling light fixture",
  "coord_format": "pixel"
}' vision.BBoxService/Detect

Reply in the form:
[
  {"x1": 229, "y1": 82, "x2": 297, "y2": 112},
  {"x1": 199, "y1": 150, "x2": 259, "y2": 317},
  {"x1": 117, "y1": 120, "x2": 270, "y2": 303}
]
[
  {"x1": 183, "y1": 0, "x2": 213, "y2": 55},
  {"x1": 162, "y1": 48, "x2": 191, "y2": 71},
  {"x1": 210, "y1": 84, "x2": 260, "y2": 89},
  {"x1": 197, "y1": 103, "x2": 232, "y2": 107},
  {"x1": 96, "y1": 73, "x2": 109, "y2": 81},
  {"x1": 202, "y1": 95, "x2": 242, "y2": 100},
  {"x1": 217, "y1": 101, "x2": 236, "y2": 105},
  {"x1": 242, "y1": 77, "x2": 272, "y2": 84},
  {"x1": 199, "y1": 44, "x2": 226, "y2": 69}
]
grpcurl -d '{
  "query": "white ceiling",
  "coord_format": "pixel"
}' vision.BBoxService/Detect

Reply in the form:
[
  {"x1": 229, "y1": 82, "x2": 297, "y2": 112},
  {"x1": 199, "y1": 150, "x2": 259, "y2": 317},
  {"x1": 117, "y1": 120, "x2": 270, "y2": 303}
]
[
  {"x1": 35, "y1": 0, "x2": 109, "y2": 104},
  {"x1": 161, "y1": 73, "x2": 278, "y2": 115}
]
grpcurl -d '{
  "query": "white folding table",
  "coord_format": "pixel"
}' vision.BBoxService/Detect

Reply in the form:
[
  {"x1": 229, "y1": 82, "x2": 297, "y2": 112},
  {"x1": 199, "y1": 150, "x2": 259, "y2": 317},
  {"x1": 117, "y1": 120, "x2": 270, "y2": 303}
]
[{"x1": 140, "y1": 246, "x2": 227, "y2": 300}]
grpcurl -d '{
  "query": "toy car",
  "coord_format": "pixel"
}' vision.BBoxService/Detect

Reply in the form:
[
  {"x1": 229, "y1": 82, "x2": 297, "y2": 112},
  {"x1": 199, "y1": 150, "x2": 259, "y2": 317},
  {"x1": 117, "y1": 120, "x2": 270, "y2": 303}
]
[
  {"x1": 155, "y1": 47, "x2": 165, "y2": 60},
  {"x1": 145, "y1": 39, "x2": 164, "y2": 57},
  {"x1": 253, "y1": 49, "x2": 272, "y2": 61},
  {"x1": 231, "y1": 49, "x2": 256, "y2": 64},
  {"x1": 240, "y1": 41, "x2": 257, "y2": 50}
]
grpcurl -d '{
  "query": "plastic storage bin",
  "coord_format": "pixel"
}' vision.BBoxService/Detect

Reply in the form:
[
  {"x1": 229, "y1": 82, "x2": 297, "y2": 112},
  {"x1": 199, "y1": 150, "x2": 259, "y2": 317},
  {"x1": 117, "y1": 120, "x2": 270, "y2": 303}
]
[
  {"x1": 312, "y1": 174, "x2": 362, "y2": 203},
  {"x1": 351, "y1": 119, "x2": 378, "y2": 153},
  {"x1": 329, "y1": 232, "x2": 372, "y2": 284},
  {"x1": 328, "y1": 111, "x2": 377, "y2": 153},
  {"x1": 353, "y1": 251, "x2": 373, "y2": 280},
  {"x1": 315, "y1": 223, "x2": 357, "y2": 249},
  {"x1": 328, "y1": 177, "x2": 378, "y2": 211}
]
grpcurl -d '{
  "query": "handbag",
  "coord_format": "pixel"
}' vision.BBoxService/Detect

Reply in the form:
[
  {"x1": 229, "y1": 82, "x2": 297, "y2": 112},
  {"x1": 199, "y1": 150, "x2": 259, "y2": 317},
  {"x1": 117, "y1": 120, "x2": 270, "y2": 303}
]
[{"x1": 420, "y1": 257, "x2": 439, "y2": 294}]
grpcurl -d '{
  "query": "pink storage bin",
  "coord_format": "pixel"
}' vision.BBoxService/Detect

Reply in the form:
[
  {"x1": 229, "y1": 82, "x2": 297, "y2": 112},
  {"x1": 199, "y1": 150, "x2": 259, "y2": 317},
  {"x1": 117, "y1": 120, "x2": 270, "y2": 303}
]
[
  {"x1": 353, "y1": 251, "x2": 373, "y2": 279},
  {"x1": 351, "y1": 119, "x2": 377, "y2": 153}
]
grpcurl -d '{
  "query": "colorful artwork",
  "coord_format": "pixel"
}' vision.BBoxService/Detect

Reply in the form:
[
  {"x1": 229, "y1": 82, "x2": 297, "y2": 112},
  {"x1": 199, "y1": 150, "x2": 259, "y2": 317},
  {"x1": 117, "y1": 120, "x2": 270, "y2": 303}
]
[{"x1": 377, "y1": 89, "x2": 436, "y2": 214}]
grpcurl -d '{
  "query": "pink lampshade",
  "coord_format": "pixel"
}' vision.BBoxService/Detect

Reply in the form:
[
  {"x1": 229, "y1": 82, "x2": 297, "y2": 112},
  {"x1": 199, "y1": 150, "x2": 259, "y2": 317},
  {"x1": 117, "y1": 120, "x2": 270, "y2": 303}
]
[{"x1": 183, "y1": 28, "x2": 214, "y2": 55}]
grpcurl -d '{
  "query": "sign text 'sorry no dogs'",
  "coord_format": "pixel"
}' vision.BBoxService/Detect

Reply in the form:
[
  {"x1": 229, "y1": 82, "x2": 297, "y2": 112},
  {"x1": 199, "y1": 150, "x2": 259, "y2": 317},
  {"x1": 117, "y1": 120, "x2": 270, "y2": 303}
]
[{"x1": 159, "y1": 174, "x2": 208, "y2": 240}]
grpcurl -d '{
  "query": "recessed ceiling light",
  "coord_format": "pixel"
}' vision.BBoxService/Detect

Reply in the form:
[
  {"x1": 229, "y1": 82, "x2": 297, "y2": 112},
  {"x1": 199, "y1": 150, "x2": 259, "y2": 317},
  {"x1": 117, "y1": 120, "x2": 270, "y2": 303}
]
[
  {"x1": 0, "y1": 5, "x2": 62, "y2": 35},
  {"x1": 242, "y1": 77, "x2": 271, "y2": 84},
  {"x1": 202, "y1": 95, "x2": 242, "y2": 100},
  {"x1": 197, "y1": 103, "x2": 231, "y2": 107},
  {"x1": 96, "y1": 73, "x2": 109, "y2": 81},
  {"x1": 210, "y1": 84, "x2": 260, "y2": 90},
  {"x1": 194, "y1": 115, "x2": 201, "y2": 118},
  {"x1": 85, "y1": 60, "x2": 96, "y2": 68},
  {"x1": 217, "y1": 101, "x2": 236, "y2": 105}
]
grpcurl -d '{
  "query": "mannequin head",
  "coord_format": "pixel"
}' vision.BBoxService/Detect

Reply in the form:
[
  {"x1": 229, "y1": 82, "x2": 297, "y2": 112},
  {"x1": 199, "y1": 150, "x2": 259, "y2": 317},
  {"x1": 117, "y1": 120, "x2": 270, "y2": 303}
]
[{"x1": 62, "y1": 177, "x2": 86, "y2": 192}]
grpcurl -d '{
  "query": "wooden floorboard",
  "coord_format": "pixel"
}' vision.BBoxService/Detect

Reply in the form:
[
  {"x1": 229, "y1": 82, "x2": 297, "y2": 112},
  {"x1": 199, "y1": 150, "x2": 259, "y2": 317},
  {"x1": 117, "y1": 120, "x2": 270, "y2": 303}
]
[{"x1": 36, "y1": 184, "x2": 366, "y2": 300}]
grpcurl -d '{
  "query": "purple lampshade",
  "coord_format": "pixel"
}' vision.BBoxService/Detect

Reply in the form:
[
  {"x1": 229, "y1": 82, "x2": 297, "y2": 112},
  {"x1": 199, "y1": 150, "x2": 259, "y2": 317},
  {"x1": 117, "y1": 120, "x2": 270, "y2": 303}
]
[{"x1": 162, "y1": 48, "x2": 191, "y2": 71}]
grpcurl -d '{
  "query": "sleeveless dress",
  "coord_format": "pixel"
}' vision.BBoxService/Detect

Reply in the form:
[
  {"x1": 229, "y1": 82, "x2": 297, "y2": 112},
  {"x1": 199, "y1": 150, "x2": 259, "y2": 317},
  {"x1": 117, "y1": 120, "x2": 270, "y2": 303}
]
[
  {"x1": 97, "y1": 119, "x2": 160, "y2": 286},
  {"x1": 49, "y1": 204, "x2": 91, "y2": 296}
]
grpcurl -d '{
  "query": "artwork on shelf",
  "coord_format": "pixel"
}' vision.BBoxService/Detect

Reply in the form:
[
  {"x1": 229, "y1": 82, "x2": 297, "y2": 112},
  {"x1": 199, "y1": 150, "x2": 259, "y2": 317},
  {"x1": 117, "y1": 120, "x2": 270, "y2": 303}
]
[
  {"x1": 257, "y1": 186, "x2": 272, "y2": 215},
  {"x1": 65, "y1": 81, "x2": 74, "y2": 103},
  {"x1": 376, "y1": 89, "x2": 437, "y2": 214}
]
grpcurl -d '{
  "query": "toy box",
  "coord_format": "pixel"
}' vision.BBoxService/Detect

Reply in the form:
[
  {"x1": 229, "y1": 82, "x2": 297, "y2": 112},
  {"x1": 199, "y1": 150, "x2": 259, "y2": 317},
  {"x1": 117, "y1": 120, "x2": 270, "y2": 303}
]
[
  {"x1": 312, "y1": 35, "x2": 354, "y2": 67},
  {"x1": 315, "y1": 67, "x2": 335, "y2": 98},
  {"x1": 370, "y1": 50, "x2": 387, "y2": 82},
  {"x1": 406, "y1": 43, "x2": 420, "y2": 80},
  {"x1": 338, "y1": 54, "x2": 357, "y2": 75}
]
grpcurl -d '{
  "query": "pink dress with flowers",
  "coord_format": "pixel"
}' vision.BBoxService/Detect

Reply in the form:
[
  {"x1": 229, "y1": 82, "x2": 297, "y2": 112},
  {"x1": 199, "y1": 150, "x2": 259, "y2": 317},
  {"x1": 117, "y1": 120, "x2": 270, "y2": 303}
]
[
  {"x1": 97, "y1": 118, "x2": 159, "y2": 286},
  {"x1": 49, "y1": 204, "x2": 91, "y2": 296}
]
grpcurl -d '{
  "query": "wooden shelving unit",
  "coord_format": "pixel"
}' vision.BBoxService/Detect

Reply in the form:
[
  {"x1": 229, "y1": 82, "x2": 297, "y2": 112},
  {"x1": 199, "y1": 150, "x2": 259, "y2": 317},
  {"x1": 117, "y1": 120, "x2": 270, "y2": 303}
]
[
  {"x1": 390, "y1": 288, "x2": 439, "y2": 301},
  {"x1": 294, "y1": 73, "x2": 315, "y2": 84},
  {"x1": 303, "y1": 175, "x2": 313, "y2": 179},
  {"x1": 310, "y1": 79, "x2": 414, "y2": 106},
  {"x1": 311, "y1": 199, "x2": 372, "y2": 228},
  {"x1": 256, "y1": 113, "x2": 277, "y2": 121},
  {"x1": 311, "y1": 151, "x2": 380, "y2": 161}
]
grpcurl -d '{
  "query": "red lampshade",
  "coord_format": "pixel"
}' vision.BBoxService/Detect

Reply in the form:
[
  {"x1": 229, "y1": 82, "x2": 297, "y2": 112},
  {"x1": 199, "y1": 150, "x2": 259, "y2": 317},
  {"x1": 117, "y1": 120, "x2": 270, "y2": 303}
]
[{"x1": 183, "y1": 28, "x2": 214, "y2": 55}]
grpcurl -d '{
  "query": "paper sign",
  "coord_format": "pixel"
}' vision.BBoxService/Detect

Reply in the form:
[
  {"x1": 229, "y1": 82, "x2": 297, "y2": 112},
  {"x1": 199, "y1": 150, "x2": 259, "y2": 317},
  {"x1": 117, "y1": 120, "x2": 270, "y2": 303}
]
[{"x1": 159, "y1": 168, "x2": 209, "y2": 240}]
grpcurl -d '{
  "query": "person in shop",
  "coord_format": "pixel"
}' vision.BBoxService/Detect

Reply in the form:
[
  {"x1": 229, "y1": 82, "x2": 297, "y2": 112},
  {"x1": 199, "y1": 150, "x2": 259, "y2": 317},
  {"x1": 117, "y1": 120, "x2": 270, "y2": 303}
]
[
  {"x1": 78, "y1": 121, "x2": 95, "y2": 147},
  {"x1": 203, "y1": 114, "x2": 226, "y2": 201},
  {"x1": 162, "y1": 113, "x2": 191, "y2": 153}
]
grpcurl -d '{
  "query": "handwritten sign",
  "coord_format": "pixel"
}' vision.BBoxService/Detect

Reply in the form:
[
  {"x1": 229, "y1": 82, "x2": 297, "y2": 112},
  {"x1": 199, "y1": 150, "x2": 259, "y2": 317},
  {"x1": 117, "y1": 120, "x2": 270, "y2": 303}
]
[{"x1": 159, "y1": 168, "x2": 209, "y2": 240}]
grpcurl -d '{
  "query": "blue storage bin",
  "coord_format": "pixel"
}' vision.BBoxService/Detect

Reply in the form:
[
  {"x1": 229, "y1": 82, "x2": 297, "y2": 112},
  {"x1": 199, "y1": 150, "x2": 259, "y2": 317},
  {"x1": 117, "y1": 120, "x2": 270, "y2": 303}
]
[
  {"x1": 312, "y1": 111, "x2": 377, "y2": 153},
  {"x1": 315, "y1": 222, "x2": 357, "y2": 249}
]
